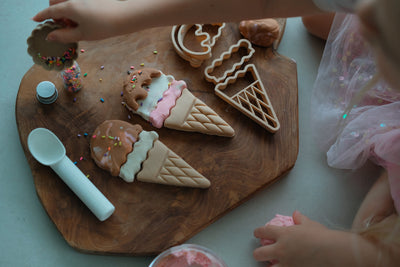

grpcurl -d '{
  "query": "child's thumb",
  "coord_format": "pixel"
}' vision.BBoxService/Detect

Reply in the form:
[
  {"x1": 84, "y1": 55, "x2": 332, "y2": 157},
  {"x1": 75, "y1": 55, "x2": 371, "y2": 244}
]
[{"x1": 292, "y1": 210, "x2": 308, "y2": 225}]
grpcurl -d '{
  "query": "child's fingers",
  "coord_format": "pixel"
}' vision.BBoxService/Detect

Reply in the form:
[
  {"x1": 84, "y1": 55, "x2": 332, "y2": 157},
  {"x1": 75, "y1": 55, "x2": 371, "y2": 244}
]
[
  {"x1": 253, "y1": 243, "x2": 278, "y2": 262},
  {"x1": 33, "y1": 2, "x2": 71, "y2": 22},
  {"x1": 254, "y1": 225, "x2": 282, "y2": 239},
  {"x1": 46, "y1": 27, "x2": 81, "y2": 43},
  {"x1": 49, "y1": 0, "x2": 68, "y2": 6}
]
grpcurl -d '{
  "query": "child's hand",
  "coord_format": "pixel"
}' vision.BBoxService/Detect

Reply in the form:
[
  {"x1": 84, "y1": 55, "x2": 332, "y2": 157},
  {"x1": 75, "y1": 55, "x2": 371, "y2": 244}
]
[
  {"x1": 253, "y1": 211, "x2": 333, "y2": 266},
  {"x1": 32, "y1": 0, "x2": 128, "y2": 43}
]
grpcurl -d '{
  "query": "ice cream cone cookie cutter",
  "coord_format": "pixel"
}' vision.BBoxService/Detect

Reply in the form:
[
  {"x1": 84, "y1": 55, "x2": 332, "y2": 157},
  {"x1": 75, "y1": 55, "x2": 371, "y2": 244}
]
[
  {"x1": 28, "y1": 128, "x2": 115, "y2": 221},
  {"x1": 171, "y1": 23, "x2": 225, "y2": 67},
  {"x1": 204, "y1": 39, "x2": 255, "y2": 85},
  {"x1": 214, "y1": 64, "x2": 280, "y2": 133},
  {"x1": 27, "y1": 21, "x2": 78, "y2": 71}
]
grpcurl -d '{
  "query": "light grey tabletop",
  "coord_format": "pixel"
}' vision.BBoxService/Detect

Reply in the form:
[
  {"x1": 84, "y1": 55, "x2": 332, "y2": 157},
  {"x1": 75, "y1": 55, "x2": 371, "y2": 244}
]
[{"x1": 0, "y1": 1, "x2": 380, "y2": 266}]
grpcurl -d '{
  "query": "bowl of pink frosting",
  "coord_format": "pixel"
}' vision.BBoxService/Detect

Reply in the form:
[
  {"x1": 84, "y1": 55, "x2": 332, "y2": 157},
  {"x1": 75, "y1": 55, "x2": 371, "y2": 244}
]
[{"x1": 149, "y1": 244, "x2": 227, "y2": 267}]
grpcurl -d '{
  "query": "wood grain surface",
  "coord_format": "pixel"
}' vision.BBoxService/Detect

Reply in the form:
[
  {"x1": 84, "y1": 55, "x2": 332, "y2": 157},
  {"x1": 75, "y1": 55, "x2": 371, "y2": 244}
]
[{"x1": 16, "y1": 22, "x2": 298, "y2": 256}]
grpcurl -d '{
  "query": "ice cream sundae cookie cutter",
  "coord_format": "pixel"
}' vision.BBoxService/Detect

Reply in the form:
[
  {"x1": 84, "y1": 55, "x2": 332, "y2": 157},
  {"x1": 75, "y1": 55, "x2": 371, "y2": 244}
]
[
  {"x1": 27, "y1": 21, "x2": 78, "y2": 71},
  {"x1": 171, "y1": 23, "x2": 225, "y2": 67},
  {"x1": 204, "y1": 38, "x2": 255, "y2": 85},
  {"x1": 214, "y1": 64, "x2": 280, "y2": 133}
]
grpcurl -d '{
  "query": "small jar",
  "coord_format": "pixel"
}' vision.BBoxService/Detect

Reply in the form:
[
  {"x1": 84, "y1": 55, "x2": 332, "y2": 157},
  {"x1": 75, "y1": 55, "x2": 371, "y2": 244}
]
[
  {"x1": 61, "y1": 60, "x2": 82, "y2": 93},
  {"x1": 36, "y1": 81, "x2": 58, "y2": 104}
]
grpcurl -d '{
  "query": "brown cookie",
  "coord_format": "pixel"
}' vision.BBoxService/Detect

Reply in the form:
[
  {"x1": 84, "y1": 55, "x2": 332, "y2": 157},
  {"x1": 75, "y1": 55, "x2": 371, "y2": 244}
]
[
  {"x1": 90, "y1": 120, "x2": 143, "y2": 177},
  {"x1": 239, "y1": 19, "x2": 280, "y2": 47},
  {"x1": 123, "y1": 68, "x2": 161, "y2": 111},
  {"x1": 27, "y1": 21, "x2": 78, "y2": 71}
]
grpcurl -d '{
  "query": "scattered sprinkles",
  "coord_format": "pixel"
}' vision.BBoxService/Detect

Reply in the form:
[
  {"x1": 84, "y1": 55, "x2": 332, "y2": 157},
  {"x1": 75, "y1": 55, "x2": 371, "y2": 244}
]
[{"x1": 39, "y1": 47, "x2": 76, "y2": 68}]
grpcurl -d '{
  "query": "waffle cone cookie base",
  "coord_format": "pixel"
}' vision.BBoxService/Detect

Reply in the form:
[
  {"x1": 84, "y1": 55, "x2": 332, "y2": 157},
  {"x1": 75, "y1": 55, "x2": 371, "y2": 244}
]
[
  {"x1": 137, "y1": 140, "x2": 210, "y2": 188},
  {"x1": 164, "y1": 88, "x2": 235, "y2": 137}
]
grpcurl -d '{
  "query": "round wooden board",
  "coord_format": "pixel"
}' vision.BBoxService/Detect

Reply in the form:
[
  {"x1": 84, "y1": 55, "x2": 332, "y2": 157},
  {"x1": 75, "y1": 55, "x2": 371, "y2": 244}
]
[{"x1": 16, "y1": 22, "x2": 298, "y2": 256}]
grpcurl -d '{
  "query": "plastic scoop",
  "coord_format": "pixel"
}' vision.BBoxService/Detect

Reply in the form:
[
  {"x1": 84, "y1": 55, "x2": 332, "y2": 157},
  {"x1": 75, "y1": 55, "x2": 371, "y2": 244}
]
[{"x1": 27, "y1": 128, "x2": 115, "y2": 221}]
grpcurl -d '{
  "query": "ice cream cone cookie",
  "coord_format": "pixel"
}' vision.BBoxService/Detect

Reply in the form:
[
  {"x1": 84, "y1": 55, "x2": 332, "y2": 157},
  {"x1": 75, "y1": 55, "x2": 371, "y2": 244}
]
[
  {"x1": 122, "y1": 68, "x2": 234, "y2": 137},
  {"x1": 164, "y1": 88, "x2": 235, "y2": 137},
  {"x1": 90, "y1": 120, "x2": 210, "y2": 188},
  {"x1": 137, "y1": 140, "x2": 210, "y2": 188}
]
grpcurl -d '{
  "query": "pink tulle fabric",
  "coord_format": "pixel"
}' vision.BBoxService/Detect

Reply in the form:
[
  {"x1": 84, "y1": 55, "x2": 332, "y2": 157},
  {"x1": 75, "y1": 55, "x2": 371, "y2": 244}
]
[{"x1": 310, "y1": 14, "x2": 400, "y2": 212}]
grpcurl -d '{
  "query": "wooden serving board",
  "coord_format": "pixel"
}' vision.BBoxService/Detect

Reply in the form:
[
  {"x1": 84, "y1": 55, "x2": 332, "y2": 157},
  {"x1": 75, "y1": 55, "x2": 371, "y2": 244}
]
[{"x1": 16, "y1": 22, "x2": 298, "y2": 256}]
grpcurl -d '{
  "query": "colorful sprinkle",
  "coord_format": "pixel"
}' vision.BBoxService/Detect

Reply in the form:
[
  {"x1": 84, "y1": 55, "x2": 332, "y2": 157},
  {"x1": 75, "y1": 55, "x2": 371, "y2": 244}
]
[
  {"x1": 84, "y1": 73, "x2": 88, "y2": 77},
  {"x1": 100, "y1": 65, "x2": 105, "y2": 70},
  {"x1": 140, "y1": 63, "x2": 144, "y2": 66},
  {"x1": 80, "y1": 49, "x2": 85, "y2": 53},
  {"x1": 342, "y1": 114, "x2": 347, "y2": 119},
  {"x1": 84, "y1": 133, "x2": 88, "y2": 137},
  {"x1": 100, "y1": 98, "x2": 105, "y2": 103},
  {"x1": 99, "y1": 78, "x2": 103, "y2": 82},
  {"x1": 130, "y1": 66, "x2": 135, "y2": 69},
  {"x1": 62, "y1": 61, "x2": 82, "y2": 92},
  {"x1": 92, "y1": 135, "x2": 97, "y2": 138},
  {"x1": 153, "y1": 50, "x2": 158, "y2": 54}
]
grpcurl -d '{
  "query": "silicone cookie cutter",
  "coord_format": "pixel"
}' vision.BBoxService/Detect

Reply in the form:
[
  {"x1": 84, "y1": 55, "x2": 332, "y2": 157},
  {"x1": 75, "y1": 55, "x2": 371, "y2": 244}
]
[
  {"x1": 204, "y1": 39, "x2": 255, "y2": 85},
  {"x1": 214, "y1": 64, "x2": 280, "y2": 133},
  {"x1": 171, "y1": 23, "x2": 225, "y2": 67}
]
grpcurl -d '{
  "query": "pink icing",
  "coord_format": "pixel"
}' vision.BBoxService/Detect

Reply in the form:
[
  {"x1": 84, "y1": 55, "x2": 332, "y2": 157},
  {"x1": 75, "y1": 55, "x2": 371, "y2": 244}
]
[
  {"x1": 149, "y1": 80, "x2": 186, "y2": 128},
  {"x1": 261, "y1": 214, "x2": 294, "y2": 246},
  {"x1": 260, "y1": 214, "x2": 294, "y2": 266}
]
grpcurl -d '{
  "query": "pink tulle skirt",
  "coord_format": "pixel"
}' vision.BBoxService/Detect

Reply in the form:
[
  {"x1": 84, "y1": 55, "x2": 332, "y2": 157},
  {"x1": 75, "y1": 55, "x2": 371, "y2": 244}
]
[{"x1": 310, "y1": 14, "x2": 400, "y2": 212}]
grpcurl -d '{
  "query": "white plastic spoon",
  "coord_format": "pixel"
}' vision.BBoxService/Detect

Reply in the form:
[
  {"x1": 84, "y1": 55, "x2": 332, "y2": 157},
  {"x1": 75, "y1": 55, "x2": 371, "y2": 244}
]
[{"x1": 27, "y1": 128, "x2": 115, "y2": 221}]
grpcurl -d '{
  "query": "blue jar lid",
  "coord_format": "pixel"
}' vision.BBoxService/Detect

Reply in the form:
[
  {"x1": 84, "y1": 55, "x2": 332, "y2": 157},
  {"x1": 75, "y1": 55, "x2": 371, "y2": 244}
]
[{"x1": 36, "y1": 81, "x2": 58, "y2": 104}]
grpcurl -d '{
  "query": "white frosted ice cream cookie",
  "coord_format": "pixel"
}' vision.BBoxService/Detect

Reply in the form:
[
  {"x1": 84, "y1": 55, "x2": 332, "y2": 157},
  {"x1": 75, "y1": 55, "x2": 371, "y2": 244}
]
[{"x1": 90, "y1": 120, "x2": 210, "y2": 188}]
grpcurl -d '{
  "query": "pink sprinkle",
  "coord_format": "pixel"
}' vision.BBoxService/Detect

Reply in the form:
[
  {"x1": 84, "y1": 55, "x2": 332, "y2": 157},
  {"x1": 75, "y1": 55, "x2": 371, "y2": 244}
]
[
  {"x1": 79, "y1": 157, "x2": 83, "y2": 161},
  {"x1": 92, "y1": 135, "x2": 97, "y2": 138},
  {"x1": 80, "y1": 49, "x2": 85, "y2": 53},
  {"x1": 130, "y1": 66, "x2": 135, "y2": 69}
]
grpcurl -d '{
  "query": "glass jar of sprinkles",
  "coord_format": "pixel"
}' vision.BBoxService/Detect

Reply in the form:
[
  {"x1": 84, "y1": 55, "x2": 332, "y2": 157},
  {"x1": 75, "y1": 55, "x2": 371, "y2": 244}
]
[{"x1": 61, "y1": 60, "x2": 82, "y2": 93}]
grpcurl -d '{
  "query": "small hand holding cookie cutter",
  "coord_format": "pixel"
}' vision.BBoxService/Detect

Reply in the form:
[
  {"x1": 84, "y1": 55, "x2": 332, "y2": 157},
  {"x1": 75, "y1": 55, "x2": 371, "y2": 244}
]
[
  {"x1": 171, "y1": 23, "x2": 225, "y2": 68},
  {"x1": 28, "y1": 128, "x2": 115, "y2": 221}
]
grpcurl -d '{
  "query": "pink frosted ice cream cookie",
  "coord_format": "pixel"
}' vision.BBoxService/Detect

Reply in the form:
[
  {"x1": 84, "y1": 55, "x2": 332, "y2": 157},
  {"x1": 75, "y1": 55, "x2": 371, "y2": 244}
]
[{"x1": 122, "y1": 68, "x2": 234, "y2": 137}]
